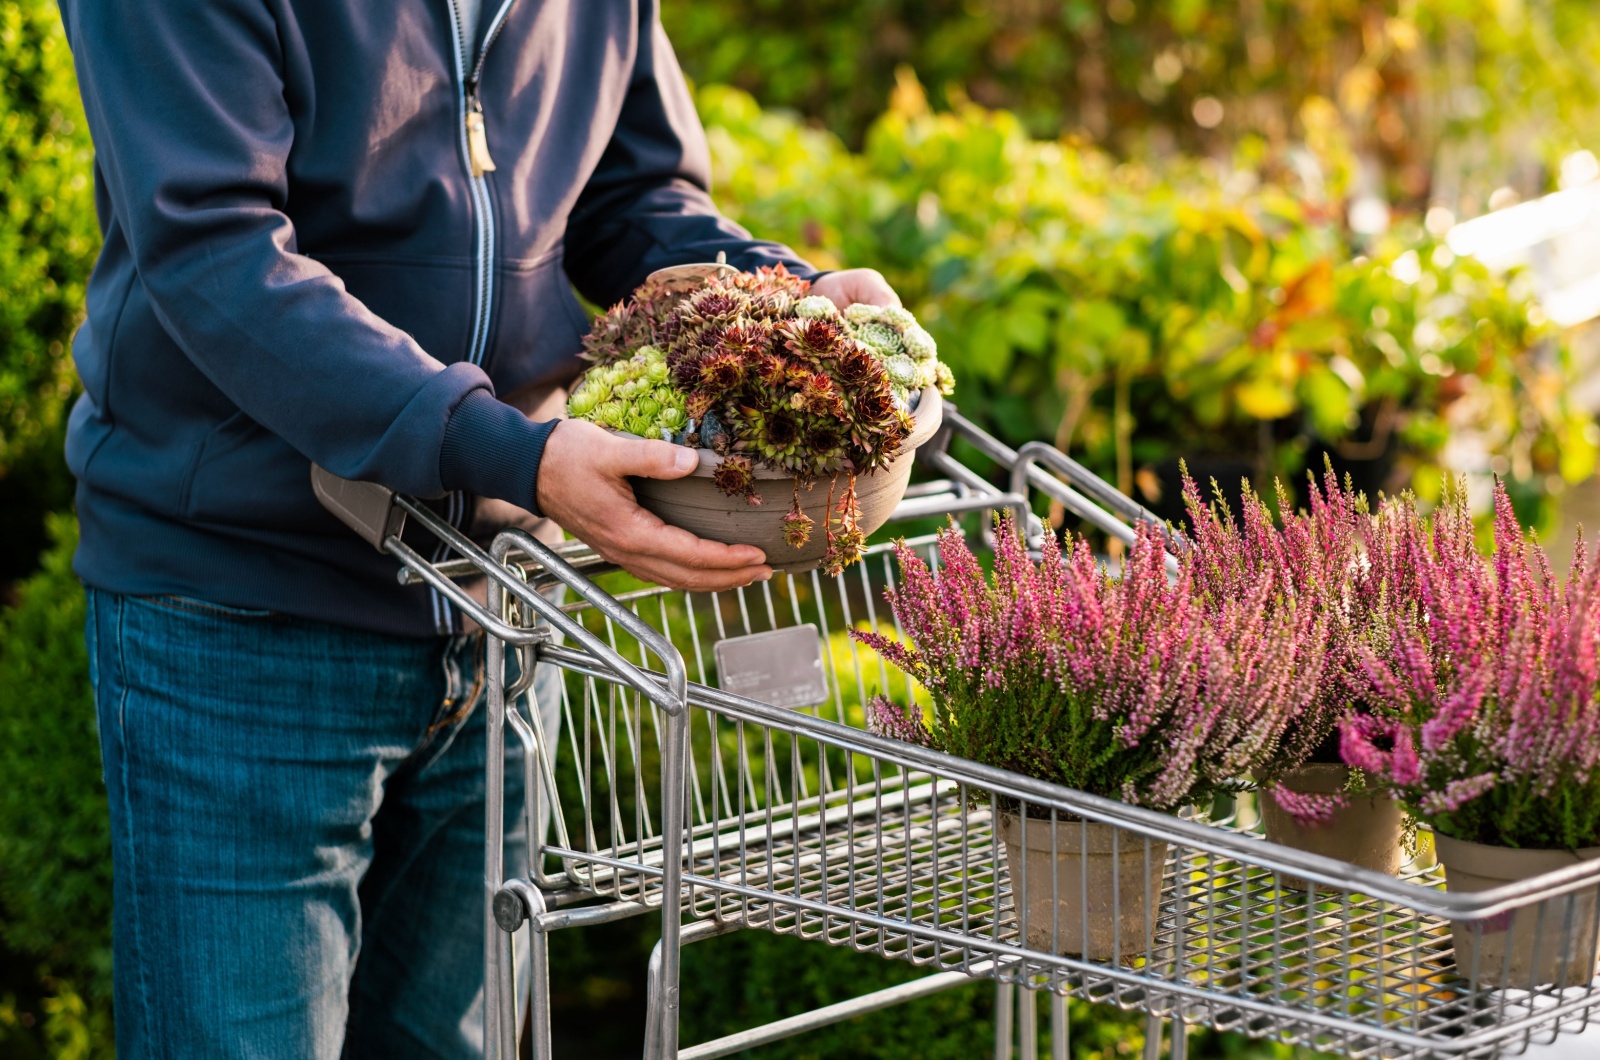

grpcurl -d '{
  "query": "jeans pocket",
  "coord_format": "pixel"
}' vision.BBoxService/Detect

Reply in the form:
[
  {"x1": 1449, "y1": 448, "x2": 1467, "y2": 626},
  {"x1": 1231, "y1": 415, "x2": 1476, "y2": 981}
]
[{"x1": 133, "y1": 594, "x2": 277, "y2": 620}]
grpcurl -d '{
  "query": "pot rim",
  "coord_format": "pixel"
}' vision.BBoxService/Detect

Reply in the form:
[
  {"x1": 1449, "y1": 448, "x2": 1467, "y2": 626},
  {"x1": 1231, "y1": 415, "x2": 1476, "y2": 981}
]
[
  {"x1": 1434, "y1": 831, "x2": 1600, "y2": 881},
  {"x1": 999, "y1": 810, "x2": 1177, "y2": 855},
  {"x1": 613, "y1": 386, "x2": 944, "y2": 480}
]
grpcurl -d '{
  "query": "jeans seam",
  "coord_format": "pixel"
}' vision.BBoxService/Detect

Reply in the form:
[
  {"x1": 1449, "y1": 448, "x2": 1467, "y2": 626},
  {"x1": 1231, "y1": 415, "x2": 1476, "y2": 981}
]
[{"x1": 111, "y1": 594, "x2": 158, "y2": 1051}]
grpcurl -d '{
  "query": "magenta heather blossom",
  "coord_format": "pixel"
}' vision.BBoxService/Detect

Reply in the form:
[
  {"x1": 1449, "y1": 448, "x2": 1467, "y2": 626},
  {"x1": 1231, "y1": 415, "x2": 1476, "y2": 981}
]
[
  {"x1": 1181, "y1": 462, "x2": 1374, "y2": 817},
  {"x1": 855, "y1": 512, "x2": 1327, "y2": 813},
  {"x1": 1340, "y1": 483, "x2": 1600, "y2": 849},
  {"x1": 865, "y1": 696, "x2": 933, "y2": 748}
]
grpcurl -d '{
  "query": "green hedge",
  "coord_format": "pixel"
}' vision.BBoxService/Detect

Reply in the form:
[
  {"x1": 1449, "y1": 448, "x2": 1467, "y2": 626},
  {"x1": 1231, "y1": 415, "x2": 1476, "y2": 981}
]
[
  {"x1": 0, "y1": 0, "x2": 97, "y2": 586},
  {"x1": 0, "y1": 516, "x2": 113, "y2": 1058}
]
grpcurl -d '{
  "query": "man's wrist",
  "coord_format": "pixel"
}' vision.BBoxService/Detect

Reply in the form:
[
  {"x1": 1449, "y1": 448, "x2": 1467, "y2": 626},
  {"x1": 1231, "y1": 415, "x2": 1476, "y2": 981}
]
[{"x1": 438, "y1": 388, "x2": 559, "y2": 515}]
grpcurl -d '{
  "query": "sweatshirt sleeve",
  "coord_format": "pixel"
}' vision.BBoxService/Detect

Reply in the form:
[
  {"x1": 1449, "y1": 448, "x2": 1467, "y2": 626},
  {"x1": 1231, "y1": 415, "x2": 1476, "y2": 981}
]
[
  {"x1": 563, "y1": 0, "x2": 819, "y2": 309},
  {"x1": 62, "y1": 0, "x2": 518, "y2": 502}
]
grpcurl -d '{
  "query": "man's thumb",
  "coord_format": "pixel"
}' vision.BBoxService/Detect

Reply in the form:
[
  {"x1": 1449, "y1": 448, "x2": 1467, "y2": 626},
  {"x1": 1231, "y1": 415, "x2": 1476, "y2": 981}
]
[{"x1": 608, "y1": 436, "x2": 700, "y2": 480}]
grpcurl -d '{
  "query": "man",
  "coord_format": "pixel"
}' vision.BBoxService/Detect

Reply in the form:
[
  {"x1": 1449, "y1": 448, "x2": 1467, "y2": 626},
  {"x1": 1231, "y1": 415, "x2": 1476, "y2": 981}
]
[{"x1": 60, "y1": 1, "x2": 898, "y2": 1056}]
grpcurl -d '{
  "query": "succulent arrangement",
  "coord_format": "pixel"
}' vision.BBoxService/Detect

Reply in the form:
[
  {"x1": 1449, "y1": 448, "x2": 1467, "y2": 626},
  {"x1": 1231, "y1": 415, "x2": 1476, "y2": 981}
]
[
  {"x1": 1340, "y1": 484, "x2": 1600, "y2": 851},
  {"x1": 571, "y1": 266, "x2": 954, "y2": 573},
  {"x1": 854, "y1": 512, "x2": 1327, "y2": 814}
]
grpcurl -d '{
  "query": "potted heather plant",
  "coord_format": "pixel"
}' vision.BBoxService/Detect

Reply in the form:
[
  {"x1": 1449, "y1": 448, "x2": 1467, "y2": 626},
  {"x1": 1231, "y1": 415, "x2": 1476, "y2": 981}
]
[
  {"x1": 568, "y1": 264, "x2": 954, "y2": 574},
  {"x1": 1341, "y1": 484, "x2": 1600, "y2": 988},
  {"x1": 1182, "y1": 466, "x2": 1406, "y2": 884},
  {"x1": 855, "y1": 512, "x2": 1327, "y2": 960}
]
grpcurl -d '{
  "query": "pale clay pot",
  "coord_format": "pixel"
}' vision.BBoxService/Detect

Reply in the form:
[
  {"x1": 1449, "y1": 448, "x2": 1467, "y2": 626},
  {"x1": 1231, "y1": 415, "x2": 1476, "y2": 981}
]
[
  {"x1": 1434, "y1": 834, "x2": 1600, "y2": 989},
  {"x1": 1259, "y1": 763, "x2": 1406, "y2": 891},
  {"x1": 999, "y1": 813, "x2": 1169, "y2": 963},
  {"x1": 630, "y1": 388, "x2": 943, "y2": 573}
]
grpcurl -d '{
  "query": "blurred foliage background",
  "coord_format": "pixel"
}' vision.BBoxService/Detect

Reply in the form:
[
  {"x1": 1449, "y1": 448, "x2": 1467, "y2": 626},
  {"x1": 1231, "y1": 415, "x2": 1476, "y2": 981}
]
[{"x1": 4, "y1": 0, "x2": 1600, "y2": 1055}]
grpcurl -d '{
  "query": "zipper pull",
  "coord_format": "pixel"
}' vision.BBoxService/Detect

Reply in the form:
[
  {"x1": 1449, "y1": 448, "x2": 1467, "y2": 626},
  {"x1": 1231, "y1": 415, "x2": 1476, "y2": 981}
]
[{"x1": 466, "y1": 91, "x2": 496, "y2": 177}]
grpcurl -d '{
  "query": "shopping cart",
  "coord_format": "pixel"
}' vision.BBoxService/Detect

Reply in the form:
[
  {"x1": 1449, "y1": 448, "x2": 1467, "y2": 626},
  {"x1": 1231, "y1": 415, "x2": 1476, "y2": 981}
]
[{"x1": 314, "y1": 406, "x2": 1600, "y2": 1060}]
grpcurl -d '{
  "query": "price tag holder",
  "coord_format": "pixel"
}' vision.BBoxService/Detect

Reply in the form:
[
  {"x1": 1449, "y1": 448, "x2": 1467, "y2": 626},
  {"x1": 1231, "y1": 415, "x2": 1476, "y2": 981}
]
[{"x1": 713, "y1": 624, "x2": 828, "y2": 709}]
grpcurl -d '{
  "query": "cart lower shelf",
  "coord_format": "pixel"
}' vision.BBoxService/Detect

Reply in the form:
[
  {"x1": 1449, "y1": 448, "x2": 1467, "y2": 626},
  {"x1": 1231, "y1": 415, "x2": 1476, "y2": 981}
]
[{"x1": 548, "y1": 776, "x2": 1600, "y2": 1060}]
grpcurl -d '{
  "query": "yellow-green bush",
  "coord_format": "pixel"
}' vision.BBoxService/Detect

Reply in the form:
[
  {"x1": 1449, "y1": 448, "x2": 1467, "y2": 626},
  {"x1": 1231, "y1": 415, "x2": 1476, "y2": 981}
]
[
  {"x1": 698, "y1": 80, "x2": 1590, "y2": 527},
  {"x1": 664, "y1": 0, "x2": 1600, "y2": 206}
]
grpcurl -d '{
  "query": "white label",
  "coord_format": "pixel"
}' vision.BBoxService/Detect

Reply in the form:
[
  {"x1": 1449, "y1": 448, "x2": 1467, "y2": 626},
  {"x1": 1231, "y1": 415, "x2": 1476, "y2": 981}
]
[{"x1": 713, "y1": 625, "x2": 829, "y2": 709}]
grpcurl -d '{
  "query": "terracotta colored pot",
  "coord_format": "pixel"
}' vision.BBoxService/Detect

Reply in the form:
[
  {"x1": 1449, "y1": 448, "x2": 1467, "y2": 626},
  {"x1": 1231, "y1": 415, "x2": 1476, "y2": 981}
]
[
  {"x1": 630, "y1": 388, "x2": 944, "y2": 573},
  {"x1": 1259, "y1": 764, "x2": 1405, "y2": 891},
  {"x1": 1434, "y1": 834, "x2": 1600, "y2": 989},
  {"x1": 999, "y1": 813, "x2": 1169, "y2": 963}
]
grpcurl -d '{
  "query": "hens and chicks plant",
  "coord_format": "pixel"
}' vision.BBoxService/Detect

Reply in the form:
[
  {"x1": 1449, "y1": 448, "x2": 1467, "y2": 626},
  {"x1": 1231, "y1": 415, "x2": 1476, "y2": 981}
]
[{"x1": 570, "y1": 266, "x2": 953, "y2": 573}]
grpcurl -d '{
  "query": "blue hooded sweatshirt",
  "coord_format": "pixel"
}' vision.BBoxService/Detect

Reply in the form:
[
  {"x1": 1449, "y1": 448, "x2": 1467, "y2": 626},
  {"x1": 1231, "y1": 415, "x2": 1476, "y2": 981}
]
[{"x1": 59, "y1": 0, "x2": 816, "y2": 636}]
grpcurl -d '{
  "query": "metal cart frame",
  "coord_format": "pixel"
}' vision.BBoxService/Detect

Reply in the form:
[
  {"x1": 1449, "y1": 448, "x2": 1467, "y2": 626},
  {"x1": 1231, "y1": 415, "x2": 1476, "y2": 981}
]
[{"x1": 314, "y1": 407, "x2": 1600, "y2": 1060}]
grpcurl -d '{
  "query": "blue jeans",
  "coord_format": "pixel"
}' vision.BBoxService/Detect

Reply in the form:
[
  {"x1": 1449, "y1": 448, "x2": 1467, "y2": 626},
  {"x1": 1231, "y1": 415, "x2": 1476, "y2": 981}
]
[{"x1": 86, "y1": 589, "x2": 557, "y2": 1059}]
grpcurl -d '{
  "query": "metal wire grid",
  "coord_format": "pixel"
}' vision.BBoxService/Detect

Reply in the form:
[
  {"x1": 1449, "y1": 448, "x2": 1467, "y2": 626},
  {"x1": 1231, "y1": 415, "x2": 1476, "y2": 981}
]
[
  {"x1": 514, "y1": 535, "x2": 1600, "y2": 1059},
  {"x1": 525, "y1": 536, "x2": 937, "y2": 902}
]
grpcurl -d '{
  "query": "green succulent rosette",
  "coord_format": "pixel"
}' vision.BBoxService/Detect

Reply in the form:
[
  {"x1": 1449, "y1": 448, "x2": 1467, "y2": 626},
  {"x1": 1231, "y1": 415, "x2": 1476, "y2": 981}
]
[{"x1": 565, "y1": 346, "x2": 689, "y2": 441}]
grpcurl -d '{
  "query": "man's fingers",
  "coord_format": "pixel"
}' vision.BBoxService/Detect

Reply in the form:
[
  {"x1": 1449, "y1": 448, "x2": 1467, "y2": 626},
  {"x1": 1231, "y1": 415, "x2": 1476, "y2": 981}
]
[
  {"x1": 624, "y1": 558, "x2": 774, "y2": 594},
  {"x1": 598, "y1": 434, "x2": 700, "y2": 480},
  {"x1": 812, "y1": 268, "x2": 901, "y2": 311},
  {"x1": 604, "y1": 512, "x2": 767, "y2": 570}
]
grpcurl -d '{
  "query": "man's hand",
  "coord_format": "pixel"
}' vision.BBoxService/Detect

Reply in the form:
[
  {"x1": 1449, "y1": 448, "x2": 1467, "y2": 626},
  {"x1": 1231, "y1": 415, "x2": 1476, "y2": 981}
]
[
  {"x1": 811, "y1": 268, "x2": 900, "y2": 311},
  {"x1": 536, "y1": 419, "x2": 772, "y2": 591}
]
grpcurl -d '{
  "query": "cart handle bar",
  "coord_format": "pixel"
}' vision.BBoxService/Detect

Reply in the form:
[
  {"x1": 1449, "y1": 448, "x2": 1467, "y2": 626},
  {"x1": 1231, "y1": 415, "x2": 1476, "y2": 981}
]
[{"x1": 309, "y1": 466, "x2": 688, "y2": 717}]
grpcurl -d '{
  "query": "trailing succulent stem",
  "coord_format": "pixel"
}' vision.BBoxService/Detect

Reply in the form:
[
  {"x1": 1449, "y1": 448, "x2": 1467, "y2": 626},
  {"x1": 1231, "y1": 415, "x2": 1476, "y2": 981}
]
[{"x1": 782, "y1": 481, "x2": 814, "y2": 549}]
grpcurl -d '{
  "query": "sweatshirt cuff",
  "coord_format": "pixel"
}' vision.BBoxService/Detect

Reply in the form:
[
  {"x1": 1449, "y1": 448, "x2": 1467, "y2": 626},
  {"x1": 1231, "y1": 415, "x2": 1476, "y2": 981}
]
[{"x1": 438, "y1": 388, "x2": 559, "y2": 516}]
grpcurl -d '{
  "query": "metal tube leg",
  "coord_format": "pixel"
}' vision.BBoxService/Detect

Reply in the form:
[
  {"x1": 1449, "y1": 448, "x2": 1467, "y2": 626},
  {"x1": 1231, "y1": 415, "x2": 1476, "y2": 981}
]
[
  {"x1": 643, "y1": 942, "x2": 666, "y2": 1060},
  {"x1": 1019, "y1": 987, "x2": 1038, "y2": 1060},
  {"x1": 1142, "y1": 1014, "x2": 1163, "y2": 1060},
  {"x1": 1050, "y1": 994, "x2": 1068, "y2": 1060},
  {"x1": 994, "y1": 982, "x2": 1014, "y2": 1060},
  {"x1": 646, "y1": 711, "x2": 691, "y2": 1060},
  {"x1": 1168, "y1": 1019, "x2": 1187, "y2": 1060},
  {"x1": 498, "y1": 918, "x2": 518, "y2": 1058},
  {"x1": 527, "y1": 918, "x2": 552, "y2": 1059},
  {"x1": 485, "y1": 608, "x2": 514, "y2": 1060}
]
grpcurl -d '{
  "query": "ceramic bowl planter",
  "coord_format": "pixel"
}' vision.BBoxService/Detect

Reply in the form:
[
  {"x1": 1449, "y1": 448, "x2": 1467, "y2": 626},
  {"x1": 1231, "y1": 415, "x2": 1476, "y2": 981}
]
[
  {"x1": 1432, "y1": 835, "x2": 1600, "y2": 989},
  {"x1": 999, "y1": 814, "x2": 1169, "y2": 962},
  {"x1": 1259, "y1": 763, "x2": 1406, "y2": 890},
  {"x1": 631, "y1": 387, "x2": 943, "y2": 573}
]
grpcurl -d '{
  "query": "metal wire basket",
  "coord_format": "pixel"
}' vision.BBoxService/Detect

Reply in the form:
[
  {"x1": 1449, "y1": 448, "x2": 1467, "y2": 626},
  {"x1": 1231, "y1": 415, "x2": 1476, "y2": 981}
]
[{"x1": 314, "y1": 408, "x2": 1600, "y2": 1060}]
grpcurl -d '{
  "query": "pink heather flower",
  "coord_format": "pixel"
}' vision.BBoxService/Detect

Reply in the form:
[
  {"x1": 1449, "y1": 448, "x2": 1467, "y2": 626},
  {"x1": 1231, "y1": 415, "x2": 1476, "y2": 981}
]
[
  {"x1": 1347, "y1": 480, "x2": 1600, "y2": 849},
  {"x1": 864, "y1": 695, "x2": 933, "y2": 747},
  {"x1": 1418, "y1": 773, "x2": 1499, "y2": 817},
  {"x1": 852, "y1": 511, "x2": 1329, "y2": 814},
  {"x1": 1338, "y1": 713, "x2": 1396, "y2": 777},
  {"x1": 1388, "y1": 727, "x2": 1422, "y2": 788},
  {"x1": 1265, "y1": 783, "x2": 1344, "y2": 827}
]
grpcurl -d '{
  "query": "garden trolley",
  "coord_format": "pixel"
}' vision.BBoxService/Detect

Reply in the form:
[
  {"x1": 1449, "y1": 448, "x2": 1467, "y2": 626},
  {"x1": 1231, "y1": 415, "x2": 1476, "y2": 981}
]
[{"x1": 315, "y1": 406, "x2": 1600, "y2": 1060}]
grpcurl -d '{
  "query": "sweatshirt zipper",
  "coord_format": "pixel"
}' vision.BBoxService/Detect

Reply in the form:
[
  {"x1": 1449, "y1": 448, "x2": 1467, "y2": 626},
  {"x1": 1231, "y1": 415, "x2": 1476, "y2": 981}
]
[
  {"x1": 446, "y1": 0, "x2": 517, "y2": 369},
  {"x1": 434, "y1": 0, "x2": 518, "y2": 633}
]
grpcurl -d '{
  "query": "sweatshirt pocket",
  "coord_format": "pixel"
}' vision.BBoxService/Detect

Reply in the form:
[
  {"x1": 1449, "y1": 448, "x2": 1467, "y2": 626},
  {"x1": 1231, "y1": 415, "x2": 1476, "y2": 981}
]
[{"x1": 483, "y1": 251, "x2": 590, "y2": 394}]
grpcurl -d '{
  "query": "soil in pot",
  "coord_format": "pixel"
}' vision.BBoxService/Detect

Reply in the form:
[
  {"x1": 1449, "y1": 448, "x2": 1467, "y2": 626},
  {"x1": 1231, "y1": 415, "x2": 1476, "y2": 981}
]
[
  {"x1": 999, "y1": 813, "x2": 1169, "y2": 963},
  {"x1": 630, "y1": 388, "x2": 943, "y2": 574},
  {"x1": 1434, "y1": 833, "x2": 1600, "y2": 989},
  {"x1": 1259, "y1": 763, "x2": 1405, "y2": 891}
]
